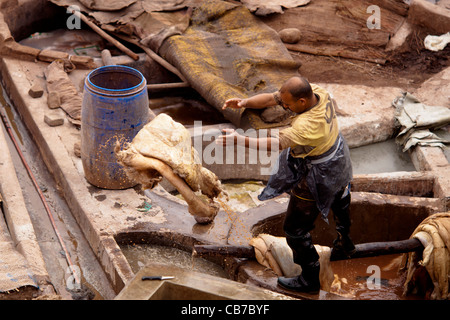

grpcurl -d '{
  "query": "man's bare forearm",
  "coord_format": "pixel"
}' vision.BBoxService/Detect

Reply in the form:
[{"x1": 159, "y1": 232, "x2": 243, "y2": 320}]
[
  {"x1": 235, "y1": 135, "x2": 281, "y2": 151},
  {"x1": 243, "y1": 93, "x2": 277, "y2": 109}
]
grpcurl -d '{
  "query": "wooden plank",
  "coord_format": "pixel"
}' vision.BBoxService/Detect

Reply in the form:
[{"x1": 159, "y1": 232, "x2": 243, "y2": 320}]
[
  {"x1": 194, "y1": 238, "x2": 424, "y2": 262},
  {"x1": 284, "y1": 43, "x2": 387, "y2": 64},
  {"x1": 261, "y1": 0, "x2": 408, "y2": 63},
  {"x1": 351, "y1": 172, "x2": 435, "y2": 197},
  {"x1": 261, "y1": 0, "x2": 400, "y2": 45},
  {"x1": 370, "y1": 0, "x2": 409, "y2": 16},
  {"x1": 193, "y1": 244, "x2": 254, "y2": 258}
]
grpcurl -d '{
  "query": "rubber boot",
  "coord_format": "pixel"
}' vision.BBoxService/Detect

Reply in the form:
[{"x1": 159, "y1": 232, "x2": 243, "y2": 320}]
[
  {"x1": 280, "y1": 182, "x2": 321, "y2": 293},
  {"x1": 277, "y1": 260, "x2": 320, "y2": 294},
  {"x1": 278, "y1": 231, "x2": 321, "y2": 294},
  {"x1": 331, "y1": 188, "x2": 356, "y2": 257}
]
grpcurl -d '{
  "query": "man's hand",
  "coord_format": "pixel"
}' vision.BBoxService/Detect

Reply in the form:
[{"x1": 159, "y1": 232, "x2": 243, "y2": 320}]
[
  {"x1": 222, "y1": 98, "x2": 247, "y2": 110},
  {"x1": 215, "y1": 128, "x2": 281, "y2": 151},
  {"x1": 215, "y1": 128, "x2": 240, "y2": 146}
]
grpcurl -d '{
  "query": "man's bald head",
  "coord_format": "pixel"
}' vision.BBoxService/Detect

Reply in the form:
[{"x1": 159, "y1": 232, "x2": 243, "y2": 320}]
[
  {"x1": 277, "y1": 76, "x2": 317, "y2": 113},
  {"x1": 280, "y1": 76, "x2": 314, "y2": 101}
]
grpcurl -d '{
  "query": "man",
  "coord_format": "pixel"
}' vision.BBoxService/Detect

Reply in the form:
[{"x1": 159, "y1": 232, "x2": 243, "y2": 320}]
[{"x1": 216, "y1": 76, "x2": 355, "y2": 294}]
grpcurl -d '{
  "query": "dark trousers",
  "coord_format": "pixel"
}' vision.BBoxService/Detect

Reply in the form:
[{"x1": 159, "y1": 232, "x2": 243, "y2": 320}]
[{"x1": 283, "y1": 180, "x2": 351, "y2": 269}]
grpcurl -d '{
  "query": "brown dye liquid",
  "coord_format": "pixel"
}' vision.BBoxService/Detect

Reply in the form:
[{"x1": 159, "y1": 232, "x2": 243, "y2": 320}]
[
  {"x1": 330, "y1": 254, "x2": 424, "y2": 300},
  {"x1": 217, "y1": 197, "x2": 252, "y2": 246}
]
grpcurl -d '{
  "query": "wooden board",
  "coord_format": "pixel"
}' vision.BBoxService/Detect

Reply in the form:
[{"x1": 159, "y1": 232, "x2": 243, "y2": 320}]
[{"x1": 260, "y1": 0, "x2": 409, "y2": 63}]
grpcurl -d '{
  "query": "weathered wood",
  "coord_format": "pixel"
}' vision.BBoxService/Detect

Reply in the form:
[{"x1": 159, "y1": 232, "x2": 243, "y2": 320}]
[
  {"x1": 261, "y1": 0, "x2": 408, "y2": 63},
  {"x1": 330, "y1": 238, "x2": 423, "y2": 261},
  {"x1": 284, "y1": 44, "x2": 387, "y2": 65},
  {"x1": 147, "y1": 82, "x2": 190, "y2": 91},
  {"x1": 0, "y1": 41, "x2": 96, "y2": 69},
  {"x1": 139, "y1": 44, "x2": 189, "y2": 84},
  {"x1": 116, "y1": 34, "x2": 189, "y2": 85},
  {"x1": 194, "y1": 238, "x2": 424, "y2": 261},
  {"x1": 70, "y1": 9, "x2": 139, "y2": 61},
  {"x1": 370, "y1": 0, "x2": 409, "y2": 17},
  {"x1": 351, "y1": 172, "x2": 435, "y2": 197},
  {"x1": 274, "y1": 0, "x2": 405, "y2": 44},
  {"x1": 193, "y1": 244, "x2": 255, "y2": 258}
]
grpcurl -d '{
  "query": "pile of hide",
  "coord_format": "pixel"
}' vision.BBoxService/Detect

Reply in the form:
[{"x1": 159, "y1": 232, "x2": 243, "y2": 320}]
[
  {"x1": 115, "y1": 113, "x2": 225, "y2": 224},
  {"x1": 401, "y1": 212, "x2": 450, "y2": 300}
]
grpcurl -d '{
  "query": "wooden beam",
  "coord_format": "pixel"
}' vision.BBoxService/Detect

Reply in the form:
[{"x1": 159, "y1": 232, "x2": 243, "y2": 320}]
[
  {"x1": 285, "y1": 44, "x2": 387, "y2": 65},
  {"x1": 70, "y1": 9, "x2": 139, "y2": 61},
  {"x1": 330, "y1": 238, "x2": 423, "y2": 261},
  {"x1": 147, "y1": 82, "x2": 190, "y2": 91},
  {"x1": 193, "y1": 238, "x2": 424, "y2": 261},
  {"x1": 193, "y1": 244, "x2": 255, "y2": 258}
]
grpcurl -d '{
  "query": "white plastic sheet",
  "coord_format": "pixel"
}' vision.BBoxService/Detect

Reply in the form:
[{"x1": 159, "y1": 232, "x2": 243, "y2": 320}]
[
  {"x1": 424, "y1": 32, "x2": 450, "y2": 52},
  {"x1": 393, "y1": 92, "x2": 450, "y2": 151}
]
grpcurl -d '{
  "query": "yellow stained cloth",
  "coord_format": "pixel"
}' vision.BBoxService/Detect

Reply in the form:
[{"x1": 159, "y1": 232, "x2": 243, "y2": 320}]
[
  {"x1": 278, "y1": 84, "x2": 339, "y2": 158},
  {"x1": 160, "y1": 0, "x2": 301, "y2": 128},
  {"x1": 51, "y1": 0, "x2": 301, "y2": 129}
]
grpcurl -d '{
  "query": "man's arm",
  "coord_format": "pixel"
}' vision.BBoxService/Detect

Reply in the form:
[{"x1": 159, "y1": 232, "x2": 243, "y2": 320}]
[
  {"x1": 222, "y1": 92, "x2": 277, "y2": 110},
  {"x1": 215, "y1": 128, "x2": 282, "y2": 151},
  {"x1": 219, "y1": 92, "x2": 281, "y2": 150}
]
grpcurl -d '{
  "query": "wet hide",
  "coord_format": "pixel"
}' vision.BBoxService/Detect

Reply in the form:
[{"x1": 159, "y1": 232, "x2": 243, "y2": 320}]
[
  {"x1": 401, "y1": 212, "x2": 450, "y2": 300},
  {"x1": 115, "y1": 113, "x2": 225, "y2": 224},
  {"x1": 45, "y1": 60, "x2": 82, "y2": 125},
  {"x1": 249, "y1": 233, "x2": 334, "y2": 291}
]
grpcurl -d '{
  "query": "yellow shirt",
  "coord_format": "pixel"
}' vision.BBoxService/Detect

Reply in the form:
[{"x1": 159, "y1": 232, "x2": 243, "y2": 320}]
[{"x1": 278, "y1": 84, "x2": 339, "y2": 158}]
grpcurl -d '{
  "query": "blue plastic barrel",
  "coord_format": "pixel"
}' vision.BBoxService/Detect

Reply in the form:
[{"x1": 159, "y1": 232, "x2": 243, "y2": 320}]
[{"x1": 81, "y1": 65, "x2": 150, "y2": 189}]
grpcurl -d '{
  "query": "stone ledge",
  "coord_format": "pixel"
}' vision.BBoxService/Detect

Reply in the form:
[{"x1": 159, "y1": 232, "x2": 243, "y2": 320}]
[{"x1": 408, "y1": 0, "x2": 450, "y2": 34}]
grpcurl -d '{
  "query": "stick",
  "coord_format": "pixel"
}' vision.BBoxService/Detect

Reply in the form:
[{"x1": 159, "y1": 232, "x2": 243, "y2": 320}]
[
  {"x1": 147, "y1": 82, "x2": 190, "y2": 91},
  {"x1": 193, "y1": 244, "x2": 254, "y2": 258},
  {"x1": 100, "y1": 49, "x2": 186, "y2": 91},
  {"x1": 285, "y1": 43, "x2": 386, "y2": 65},
  {"x1": 193, "y1": 238, "x2": 424, "y2": 261},
  {"x1": 139, "y1": 45, "x2": 188, "y2": 83},
  {"x1": 71, "y1": 9, "x2": 139, "y2": 61},
  {"x1": 330, "y1": 238, "x2": 423, "y2": 261},
  {"x1": 113, "y1": 33, "x2": 189, "y2": 84}
]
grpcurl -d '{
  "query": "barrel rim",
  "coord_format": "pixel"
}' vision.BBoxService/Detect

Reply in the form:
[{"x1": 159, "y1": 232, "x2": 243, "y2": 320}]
[{"x1": 86, "y1": 65, "x2": 145, "y2": 93}]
